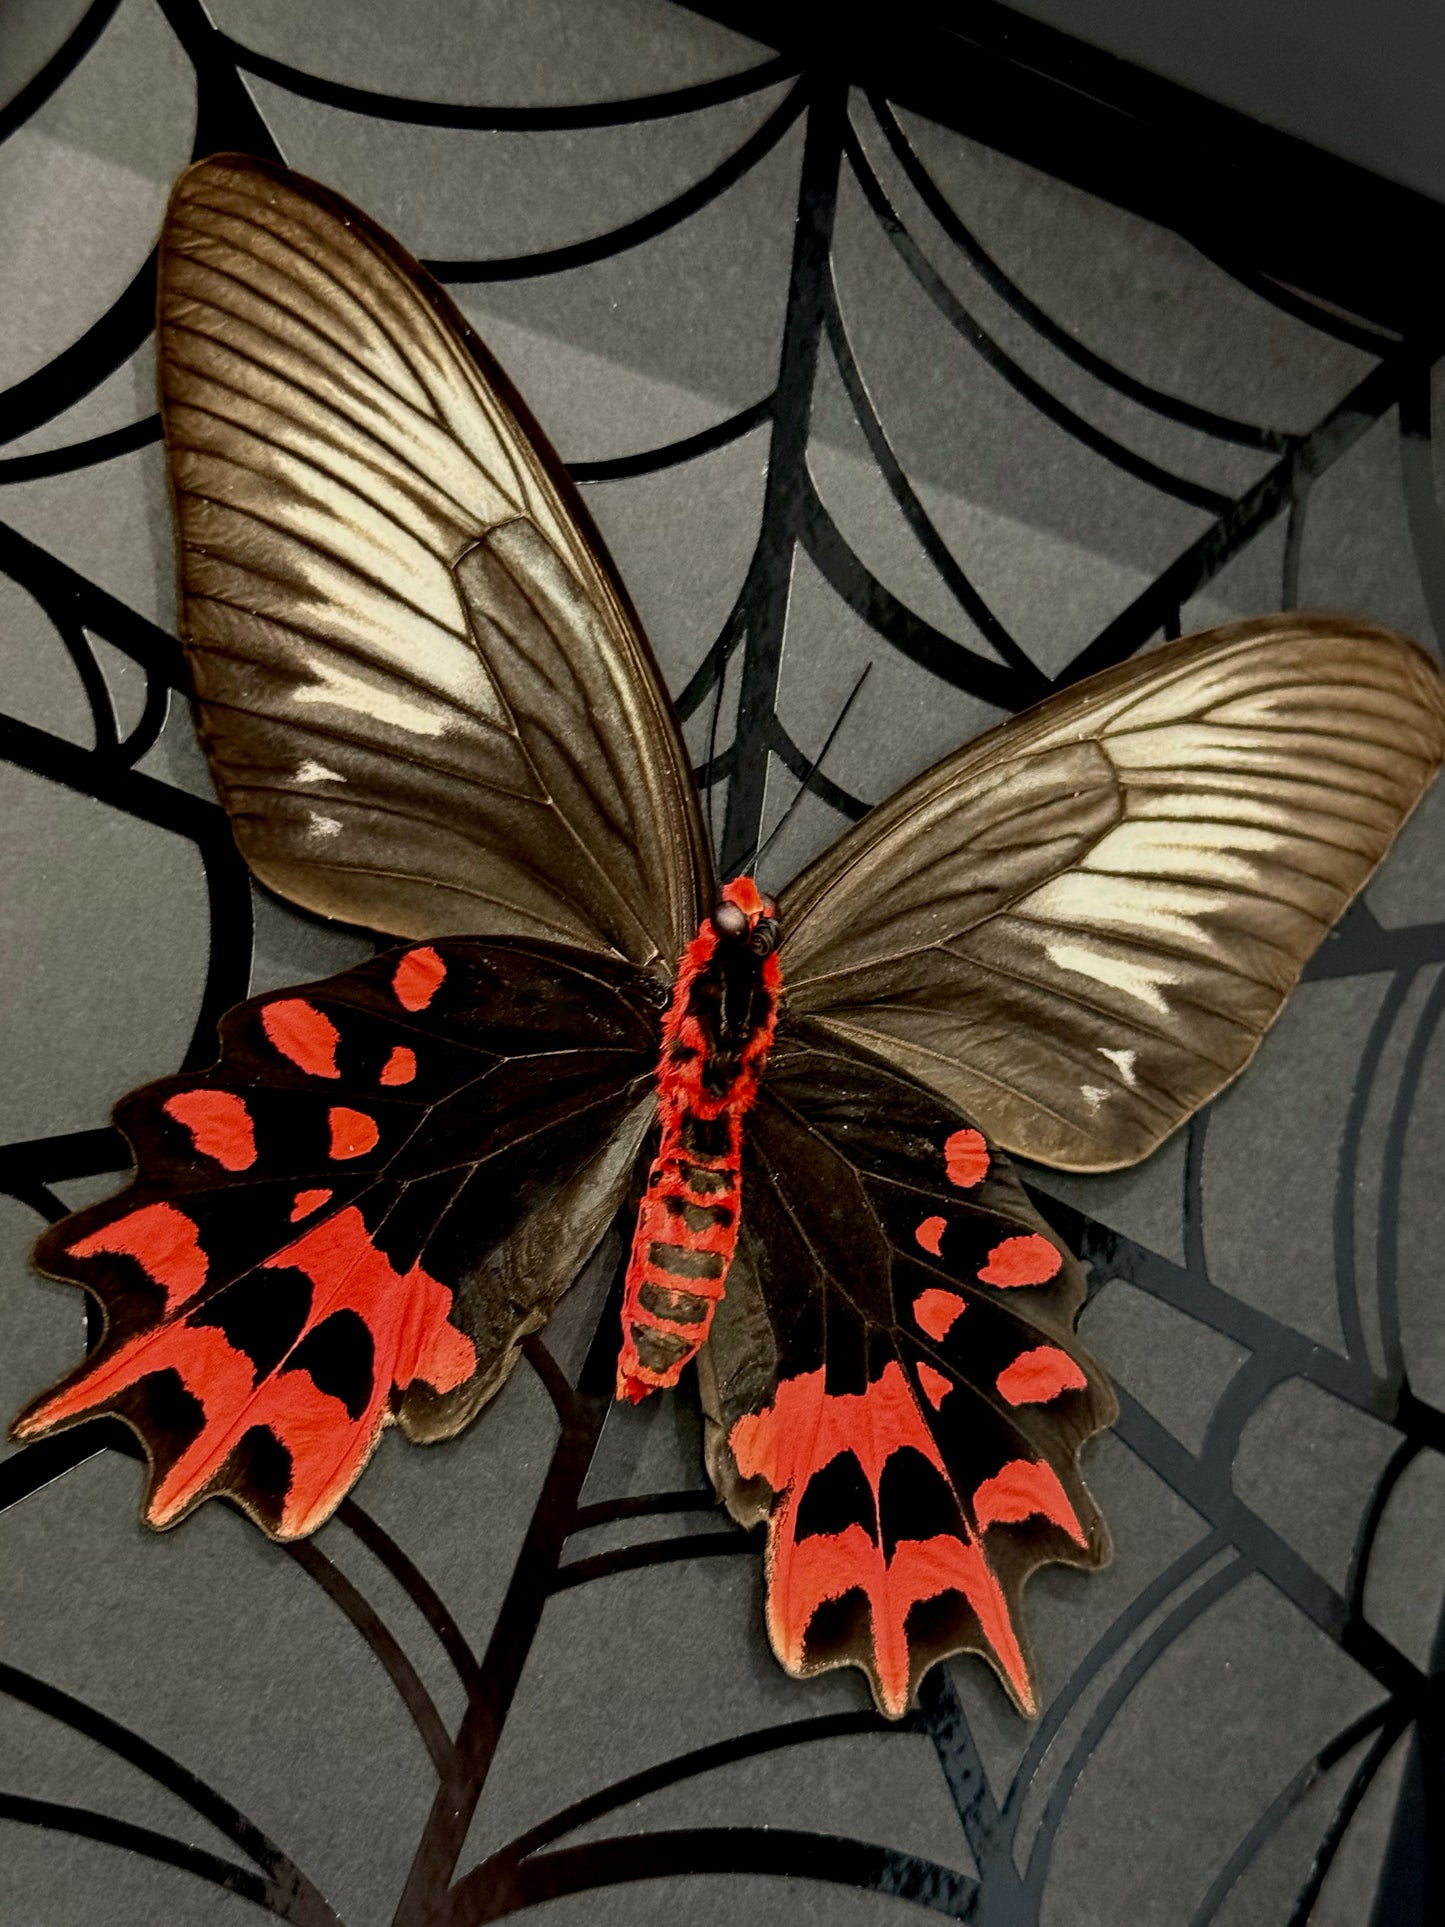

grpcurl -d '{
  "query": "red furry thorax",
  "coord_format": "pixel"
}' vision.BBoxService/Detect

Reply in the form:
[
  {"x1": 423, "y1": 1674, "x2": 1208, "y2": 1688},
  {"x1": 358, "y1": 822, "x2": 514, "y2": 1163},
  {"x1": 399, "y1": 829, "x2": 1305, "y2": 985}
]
[{"x1": 656, "y1": 922, "x2": 781, "y2": 1121}]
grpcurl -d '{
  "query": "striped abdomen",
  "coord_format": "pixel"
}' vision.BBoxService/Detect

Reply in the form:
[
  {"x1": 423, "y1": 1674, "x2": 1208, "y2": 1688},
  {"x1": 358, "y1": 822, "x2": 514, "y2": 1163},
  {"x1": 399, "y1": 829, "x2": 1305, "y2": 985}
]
[
  {"x1": 615, "y1": 1108, "x2": 743, "y2": 1401},
  {"x1": 615, "y1": 879, "x2": 781, "y2": 1403}
]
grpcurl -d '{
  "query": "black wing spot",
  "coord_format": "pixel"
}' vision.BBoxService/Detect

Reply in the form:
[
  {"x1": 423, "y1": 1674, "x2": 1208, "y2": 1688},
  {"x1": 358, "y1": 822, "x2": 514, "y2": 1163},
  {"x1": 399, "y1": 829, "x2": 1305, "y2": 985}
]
[
  {"x1": 801, "y1": 1587, "x2": 872, "y2": 1670},
  {"x1": 190, "y1": 1267, "x2": 312, "y2": 1381},
  {"x1": 219, "y1": 1424, "x2": 294, "y2": 1533},
  {"x1": 823, "y1": 1312, "x2": 870, "y2": 1399},
  {"x1": 66, "y1": 1253, "x2": 175, "y2": 1337},
  {"x1": 904, "y1": 1589, "x2": 981, "y2": 1670},
  {"x1": 879, "y1": 1447, "x2": 959, "y2": 1560},
  {"x1": 796, "y1": 1449, "x2": 878, "y2": 1544},
  {"x1": 286, "y1": 1309, "x2": 375, "y2": 1420},
  {"x1": 106, "y1": 1367, "x2": 205, "y2": 1470}
]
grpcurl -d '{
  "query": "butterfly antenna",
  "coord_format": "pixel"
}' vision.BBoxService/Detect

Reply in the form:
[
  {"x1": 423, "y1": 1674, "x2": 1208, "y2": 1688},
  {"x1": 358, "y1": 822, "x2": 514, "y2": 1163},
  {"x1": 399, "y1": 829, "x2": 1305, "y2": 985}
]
[
  {"x1": 704, "y1": 629, "x2": 730, "y2": 866},
  {"x1": 742, "y1": 661, "x2": 873, "y2": 877}
]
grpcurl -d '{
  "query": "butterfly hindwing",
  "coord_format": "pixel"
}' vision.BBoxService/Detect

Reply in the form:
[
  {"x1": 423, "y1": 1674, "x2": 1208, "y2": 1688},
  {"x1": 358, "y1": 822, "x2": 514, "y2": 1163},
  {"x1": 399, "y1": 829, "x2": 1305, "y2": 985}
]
[
  {"x1": 14, "y1": 940, "x2": 659, "y2": 1537},
  {"x1": 699, "y1": 1022, "x2": 1115, "y2": 1717}
]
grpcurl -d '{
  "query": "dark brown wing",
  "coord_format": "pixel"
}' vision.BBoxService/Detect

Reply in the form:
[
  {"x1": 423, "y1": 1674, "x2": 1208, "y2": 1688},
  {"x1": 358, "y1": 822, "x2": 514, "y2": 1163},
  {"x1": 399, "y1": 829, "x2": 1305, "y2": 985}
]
[
  {"x1": 159, "y1": 155, "x2": 709, "y2": 974},
  {"x1": 13, "y1": 940, "x2": 657, "y2": 1538},
  {"x1": 778, "y1": 617, "x2": 1445, "y2": 1170},
  {"x1": 699, "y1": 1024, "x2": 1115, "y2": 1718}
]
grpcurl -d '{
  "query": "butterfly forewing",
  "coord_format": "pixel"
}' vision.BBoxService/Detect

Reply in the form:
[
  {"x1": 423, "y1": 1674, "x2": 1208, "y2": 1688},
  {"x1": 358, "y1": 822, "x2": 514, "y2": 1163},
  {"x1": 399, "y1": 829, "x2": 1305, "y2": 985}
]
[
  {"x1": 159, "y1": 156, "x2": 710, "y2": 972},
  {"x1": 778, "y1": 616, "x2": 1445, "y2": 1170},
  {"x1": 15, "y1": 941, "x2": 658, "y2": 1537},
  {"x1": 699, "y1": 1024, "x2": 1115, "y2": 1718}
]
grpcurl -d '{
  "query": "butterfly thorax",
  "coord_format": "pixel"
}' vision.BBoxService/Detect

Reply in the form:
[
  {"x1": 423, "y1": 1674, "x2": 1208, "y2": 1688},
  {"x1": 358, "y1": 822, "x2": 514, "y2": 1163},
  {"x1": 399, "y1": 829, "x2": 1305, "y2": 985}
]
[{"x1": 615, "y1": 878, "x2": 782, "y2": 1403}]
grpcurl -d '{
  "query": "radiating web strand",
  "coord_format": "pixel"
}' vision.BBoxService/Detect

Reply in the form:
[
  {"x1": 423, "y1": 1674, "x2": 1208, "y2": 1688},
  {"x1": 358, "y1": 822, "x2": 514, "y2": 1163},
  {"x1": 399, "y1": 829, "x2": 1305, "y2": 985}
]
[
  {"x1": 1058, "y1": 346, "x2": 1437, "y2": 687},
  {"x1": 720, "y1": 77, "x2": 847, "y2": 874},
  {"x1": 390, "y1": 1238, "x2": 631, "y2": 1924}
]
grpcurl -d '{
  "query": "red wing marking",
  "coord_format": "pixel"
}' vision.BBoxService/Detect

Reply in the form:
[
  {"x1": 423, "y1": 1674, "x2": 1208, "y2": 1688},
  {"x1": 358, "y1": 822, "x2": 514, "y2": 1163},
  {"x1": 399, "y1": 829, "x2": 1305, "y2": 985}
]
[
  {"x1": 973, "y1": 1457, "x2": 1086, "y2": 1546},
  {"x1": 68, "y1": 1204, "x2": 207, "y2": 1311},
  {"x1": 916, "y1": 1362, "x2": 952, "y2": 1410},
  {"x1": 21, "y1": 1208, "x2": 477, "y2": 1535},
  {"x1": 263, "y1": 1000, "x2": 340, "y2": 1078},
  {"x1": 290, "y1": 1188, "x2": 332, "y2": 1222},
  {"x1": 912, "y1": 1288, "x2": 966, "y2": 1341},
  {"x1": 730, "y1": 1362, "x2": 1033, "y2": 1715},
  {"x1": 944, "y1": 1129, "x2": 989, "y2": 1188},
  {"x1": 914, "y1": 1216, "x2": 946, "y2": 1257},
  {"x1": 996, "y1": 1346, "x2": 1088, "y2": 1406},
  {"x1": 162, "y1": 1091, "x2": 256, "y2": 1171},
  {"x1": 328, "y1": 1108, "x2": 379, "y2": 1160},
  {"x1": 978, "y1": 1233, "x2": 1063, "y2": 1288},
  {"x1": 380, "y1": 1046, "x2": 416, "y2": 1086},
  {"x1": 393, "y1": 947, "x2": 445, "y2": 1012}
]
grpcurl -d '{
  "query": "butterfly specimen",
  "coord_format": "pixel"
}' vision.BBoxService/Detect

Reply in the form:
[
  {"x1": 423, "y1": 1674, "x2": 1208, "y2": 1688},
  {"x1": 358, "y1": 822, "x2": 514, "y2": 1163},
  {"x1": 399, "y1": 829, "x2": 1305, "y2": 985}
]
[{"x1": 12, "y1": 156, "x2": 1445, "y2": 1723}]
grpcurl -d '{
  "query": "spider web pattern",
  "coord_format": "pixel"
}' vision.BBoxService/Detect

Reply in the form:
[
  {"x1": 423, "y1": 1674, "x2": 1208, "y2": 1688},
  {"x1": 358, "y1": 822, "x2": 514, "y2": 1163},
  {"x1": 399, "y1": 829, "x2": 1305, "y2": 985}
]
[{"x1": 2, "y1": 3, "x2": 1444, "y2": 1922}]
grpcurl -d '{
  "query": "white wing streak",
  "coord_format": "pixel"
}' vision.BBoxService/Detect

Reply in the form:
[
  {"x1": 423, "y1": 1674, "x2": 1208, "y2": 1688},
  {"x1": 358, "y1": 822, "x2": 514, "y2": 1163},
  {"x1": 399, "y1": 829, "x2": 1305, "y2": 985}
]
[
  {"x1": 1080, "y1": 818, "x2": 1341, "y2": 891},
  {"x1": 1039, "y1": 937, "x2": 1179, "y2": 1016}
]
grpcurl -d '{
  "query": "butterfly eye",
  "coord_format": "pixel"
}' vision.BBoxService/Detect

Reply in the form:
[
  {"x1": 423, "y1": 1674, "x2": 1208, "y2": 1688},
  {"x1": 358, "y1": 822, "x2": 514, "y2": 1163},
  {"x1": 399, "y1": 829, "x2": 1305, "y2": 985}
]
[
  {"x1": 749, "y1": 918, "x2": 780, "y2": 957},
  {"x1": 712, "y1": 901, "x2": 748, "y2": 940}
]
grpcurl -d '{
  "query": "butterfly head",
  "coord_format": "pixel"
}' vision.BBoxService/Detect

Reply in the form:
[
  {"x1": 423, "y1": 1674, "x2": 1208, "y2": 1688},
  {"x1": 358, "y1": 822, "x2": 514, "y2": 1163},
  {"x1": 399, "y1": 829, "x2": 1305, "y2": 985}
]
[{"x1": 711, "y1": 875, "x2": 780, "y2": 958}]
